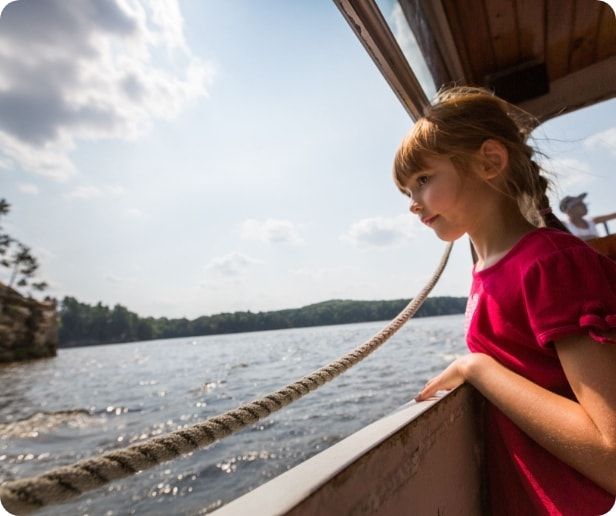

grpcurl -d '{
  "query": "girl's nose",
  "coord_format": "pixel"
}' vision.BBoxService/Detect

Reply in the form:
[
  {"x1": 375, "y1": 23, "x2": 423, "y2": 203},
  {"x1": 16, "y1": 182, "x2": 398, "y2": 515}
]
[{"x1": 409, "y1": 199, "x2": 421, "y2": 214}]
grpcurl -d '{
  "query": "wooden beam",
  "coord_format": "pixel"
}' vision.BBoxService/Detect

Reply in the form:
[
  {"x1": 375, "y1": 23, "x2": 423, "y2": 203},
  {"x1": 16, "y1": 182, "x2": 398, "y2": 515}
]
[
  {"x1": 333, "y1": 0, "x2": 430, "y2": 120},
  {"x1": 545, "y1": 0, "x2": 575, "y2": 80},
  {"x1": 516, "y1": 0, "x2": 546, "y2": 63},
  {"x1": 484, "y1": 0, "x2": 521, "y2": 70},
  {"x1": 420, "y1": 0, "x2": 467, "y2": 83},
  {"x1": 569, "y1": 0, "x2": 602, "y2": 72},
  {"x1": 520, "y1": 56, "x2": 616, "y2": 122},
  {"x1": 446, "y1": 0, "x2": 497, "y2": 81},
  {"x1": 596, "y1": 1, "x2": 616, "y2": 60}
]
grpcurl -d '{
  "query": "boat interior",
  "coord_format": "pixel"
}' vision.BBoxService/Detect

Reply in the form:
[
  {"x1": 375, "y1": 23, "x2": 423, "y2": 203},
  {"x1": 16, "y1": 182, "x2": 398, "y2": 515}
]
[
  {"x1": 339, "y1": 0, "x2": 616, "y2": 122},
  {"x1": 214, "y1": 1, "x2": 616, "y2": 514}
]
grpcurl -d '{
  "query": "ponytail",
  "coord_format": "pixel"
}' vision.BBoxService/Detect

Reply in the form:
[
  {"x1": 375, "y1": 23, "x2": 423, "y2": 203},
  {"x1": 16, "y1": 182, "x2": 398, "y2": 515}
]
[{"x1": 534, "y1": 165, "x2": 570, "y2": 233}]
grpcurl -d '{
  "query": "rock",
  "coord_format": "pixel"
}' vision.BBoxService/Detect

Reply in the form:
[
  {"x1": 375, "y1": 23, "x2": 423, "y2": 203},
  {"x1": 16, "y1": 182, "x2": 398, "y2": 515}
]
[{"x1": 0, "y1": 282, "x2": 57, "y2": 363}]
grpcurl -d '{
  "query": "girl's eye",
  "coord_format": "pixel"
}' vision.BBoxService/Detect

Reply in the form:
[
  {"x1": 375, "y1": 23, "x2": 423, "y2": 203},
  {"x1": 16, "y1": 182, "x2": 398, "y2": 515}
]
[{"x1": 417, "y1": 175, "x2": 429, "y2": 186}]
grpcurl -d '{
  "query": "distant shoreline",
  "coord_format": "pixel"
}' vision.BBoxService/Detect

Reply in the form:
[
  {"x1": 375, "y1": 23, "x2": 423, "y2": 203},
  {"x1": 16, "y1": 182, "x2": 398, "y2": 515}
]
[{"x1": 58, "y1": 296, "x2": 468, "y2": 349}]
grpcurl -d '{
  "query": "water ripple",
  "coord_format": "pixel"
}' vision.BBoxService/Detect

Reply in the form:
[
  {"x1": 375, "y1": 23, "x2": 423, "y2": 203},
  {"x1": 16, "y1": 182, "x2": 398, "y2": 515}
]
[{"x1": 0, "y1": 315, "x2": 466, "y2": 515}]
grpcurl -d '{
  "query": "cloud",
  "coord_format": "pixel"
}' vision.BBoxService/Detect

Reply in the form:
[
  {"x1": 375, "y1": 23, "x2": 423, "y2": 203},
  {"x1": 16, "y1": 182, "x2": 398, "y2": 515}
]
[
  {"x1": 541, "y1": 157, "x2": 594, "y2": 191},
  {"x1": 126, "y1": 207, "x2": 144, "y2": 218},
  {"x1": 105, "y1": 272, "x2": 136, "y2": 284},
  {"x1": 204, "y1": 252, "x2": 262, "y2": 279},
  {"x1": 0, "y1": 156, "x2": 12, "y2": 169},
  {"x1": 64, "y1": 184, "x2": 126, "y2": 200},
  {"x1": 290, "y1": 265, "x2": 358, "y2": 281},
  {"x1": 18, "y1": 183, "x2": 39, "y2": 194},
  {"x1": 32, "y1": 245, "x2": 55, "y2": 263},
  {"x1": 0, "y1": 0, "x2": 214, "y2": 180},
  {"x1": 240, "y1": 218, "x2": 304, "y2": 245},
  {"x1": 64, "y1": 186, "x2": 102, "y2": 200},
  {"x1": 584, "y1": 127, "x2": 616, "y2": 156},
  {"x1": 106, "y1": 274, "x2": 123, "y2": 283},
  {"x1": 341, "y1": 215, "x2": 416, "y2": 248}
]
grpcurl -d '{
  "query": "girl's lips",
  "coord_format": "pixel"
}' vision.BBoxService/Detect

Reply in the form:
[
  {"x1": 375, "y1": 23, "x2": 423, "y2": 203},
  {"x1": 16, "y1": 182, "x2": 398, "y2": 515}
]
[{"x1": 422, "y1": 215, "x2": 439, "y2": 226}]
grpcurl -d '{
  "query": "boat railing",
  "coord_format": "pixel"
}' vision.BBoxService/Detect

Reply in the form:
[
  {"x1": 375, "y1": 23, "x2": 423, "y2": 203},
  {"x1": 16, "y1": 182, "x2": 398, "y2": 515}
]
[
  {"x1": 594, "y1": 212, "x2": 616, "y2": 236},
  {"x1": 588, "y1": 233, "x2": 616, "y2": 260},
  {"x1": 213, "y1": 384, "x2": 486, "y2": 516}
]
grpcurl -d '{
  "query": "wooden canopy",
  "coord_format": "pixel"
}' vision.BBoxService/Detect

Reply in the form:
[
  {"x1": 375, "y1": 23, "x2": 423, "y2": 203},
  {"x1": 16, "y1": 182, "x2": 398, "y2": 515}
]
[{"x1": 336, "y1": 0, "x2": 616, "y2": 122}]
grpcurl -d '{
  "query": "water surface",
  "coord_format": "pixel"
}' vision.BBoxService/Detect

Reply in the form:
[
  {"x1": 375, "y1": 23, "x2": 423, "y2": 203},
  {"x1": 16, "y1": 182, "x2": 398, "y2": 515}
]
[{"x1": 0, "y1": 314, "x2": 466, "y2": 515}]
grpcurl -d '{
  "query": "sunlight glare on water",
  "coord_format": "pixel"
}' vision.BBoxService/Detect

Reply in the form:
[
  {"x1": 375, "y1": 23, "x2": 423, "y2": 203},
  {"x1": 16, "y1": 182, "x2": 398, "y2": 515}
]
[{"x1": 0, "y1": 315, "x2": 466, "y2": 515}]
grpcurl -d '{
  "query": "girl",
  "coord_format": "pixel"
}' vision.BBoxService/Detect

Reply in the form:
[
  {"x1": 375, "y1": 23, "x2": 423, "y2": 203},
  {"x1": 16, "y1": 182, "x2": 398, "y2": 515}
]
[{"x1": 394, "y1": 87, "x2": 616, "y2": 515}]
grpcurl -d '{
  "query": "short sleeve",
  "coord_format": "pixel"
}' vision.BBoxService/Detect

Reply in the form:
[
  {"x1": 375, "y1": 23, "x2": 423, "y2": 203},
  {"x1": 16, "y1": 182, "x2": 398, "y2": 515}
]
[{"x1": 522, "y1": 245, "x2": 616, "y2": 347}]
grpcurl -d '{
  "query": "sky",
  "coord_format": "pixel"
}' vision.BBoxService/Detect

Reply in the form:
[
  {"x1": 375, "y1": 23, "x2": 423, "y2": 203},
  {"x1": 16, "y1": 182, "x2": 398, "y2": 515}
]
[{"x1": 1, "y1": 0, "x2": 615, "y2": 320}]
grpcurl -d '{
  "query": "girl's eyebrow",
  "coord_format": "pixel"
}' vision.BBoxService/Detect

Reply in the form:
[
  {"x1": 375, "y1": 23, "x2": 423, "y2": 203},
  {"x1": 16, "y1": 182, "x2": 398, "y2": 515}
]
[{"x1": 407, "y1": 169, "x2": 429, "y2": 179}]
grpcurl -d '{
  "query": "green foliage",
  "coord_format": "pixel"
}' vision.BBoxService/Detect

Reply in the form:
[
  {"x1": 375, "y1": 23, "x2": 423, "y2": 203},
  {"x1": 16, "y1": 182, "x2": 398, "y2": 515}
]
[
  {"x1": 58, "y1": 296, "x2": 467, "y2": 347},
  {"x1": 0, "y1": 198, "x2": 48, "y2": 299}
]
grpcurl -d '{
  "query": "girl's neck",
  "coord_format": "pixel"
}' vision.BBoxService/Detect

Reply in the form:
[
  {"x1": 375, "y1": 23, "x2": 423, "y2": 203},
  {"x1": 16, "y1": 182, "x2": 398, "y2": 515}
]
[{"x1": 469, "y1": 199, "x2": 536, "y2": 271}]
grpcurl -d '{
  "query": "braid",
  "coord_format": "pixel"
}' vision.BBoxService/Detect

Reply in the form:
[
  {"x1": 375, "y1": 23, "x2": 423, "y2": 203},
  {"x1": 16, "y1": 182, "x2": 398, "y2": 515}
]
[{"x1": 533, "y1": 164, "x2": 570, "y2": 233}]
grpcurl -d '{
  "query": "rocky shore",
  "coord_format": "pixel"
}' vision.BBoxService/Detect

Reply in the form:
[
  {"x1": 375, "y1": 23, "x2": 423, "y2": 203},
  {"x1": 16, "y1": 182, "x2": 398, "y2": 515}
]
[{"x1": 0, "y1": 282, "x2": 58, "y2": 363}]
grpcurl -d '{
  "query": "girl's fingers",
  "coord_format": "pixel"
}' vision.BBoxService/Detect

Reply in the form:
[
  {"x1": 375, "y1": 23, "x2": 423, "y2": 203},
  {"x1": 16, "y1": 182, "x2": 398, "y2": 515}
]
[
  {"x1": 416, "y1": 390, "x2": 435, "y2": 402},
  {"x1": 414, "y1": 357, "x2": 469, "y2": 402},
  {"x1": 415, "y1": 376, "x2": 454, "y2": 401},
  {"x1": 415, "y1": 380, "x2": 437, "y2": 401}
]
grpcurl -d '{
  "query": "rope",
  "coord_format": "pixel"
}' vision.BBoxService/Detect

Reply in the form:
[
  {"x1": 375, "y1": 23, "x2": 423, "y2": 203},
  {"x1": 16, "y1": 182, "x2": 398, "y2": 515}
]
[{"x1": 0, "y1": 243, "x2": 453, "y2": 514}]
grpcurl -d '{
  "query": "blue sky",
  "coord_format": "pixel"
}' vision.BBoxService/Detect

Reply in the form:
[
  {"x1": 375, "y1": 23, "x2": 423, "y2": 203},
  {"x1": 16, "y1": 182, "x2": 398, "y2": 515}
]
[{"x1": 1, "y1": 1, "x2": 615, "y2": 319}]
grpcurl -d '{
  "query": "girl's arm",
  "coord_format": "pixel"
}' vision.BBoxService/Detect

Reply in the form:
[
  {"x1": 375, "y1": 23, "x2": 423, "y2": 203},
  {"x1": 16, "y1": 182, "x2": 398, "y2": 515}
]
[{"x1": 415, "y1": 333, "x2": 616, "y2": 495}]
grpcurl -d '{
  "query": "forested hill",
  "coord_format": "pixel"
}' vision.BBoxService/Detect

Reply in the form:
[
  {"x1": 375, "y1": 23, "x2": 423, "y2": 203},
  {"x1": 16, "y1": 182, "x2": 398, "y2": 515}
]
[{"x1": 58, "y1": 296, "x2": 467, "y2": 348}]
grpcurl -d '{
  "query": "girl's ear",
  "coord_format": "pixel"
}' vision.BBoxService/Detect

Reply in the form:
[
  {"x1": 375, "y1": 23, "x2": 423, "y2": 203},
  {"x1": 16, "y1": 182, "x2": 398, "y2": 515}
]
[{"x1": 478, "y1": 139, "x2": 508, "y2": 180}]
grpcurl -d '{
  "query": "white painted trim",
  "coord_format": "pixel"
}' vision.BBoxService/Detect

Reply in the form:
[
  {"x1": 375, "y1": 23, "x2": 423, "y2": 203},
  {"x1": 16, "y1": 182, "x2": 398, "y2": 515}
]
[
  {"x1": 334, "y1": 0, "x2": 430, "y2": 120},
  {"x1": 213, "y1": 392, "x2": 449, "y2": 515}
]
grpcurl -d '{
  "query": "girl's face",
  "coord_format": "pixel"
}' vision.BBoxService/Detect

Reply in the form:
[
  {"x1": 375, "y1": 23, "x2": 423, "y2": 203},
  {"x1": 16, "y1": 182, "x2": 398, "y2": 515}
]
[{"x1": 403, "y1": 155, "x2": 491, "y2": 241}]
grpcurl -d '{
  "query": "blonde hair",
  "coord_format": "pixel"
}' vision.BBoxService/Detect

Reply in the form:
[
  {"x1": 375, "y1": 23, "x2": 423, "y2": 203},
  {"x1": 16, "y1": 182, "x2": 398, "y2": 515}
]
[{"x1": 393, "y1": 86, "x2": 566, "y2": 230}]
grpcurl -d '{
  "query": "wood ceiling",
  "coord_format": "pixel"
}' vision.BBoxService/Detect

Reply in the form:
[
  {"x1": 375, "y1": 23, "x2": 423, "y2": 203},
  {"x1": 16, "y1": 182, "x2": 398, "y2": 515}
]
[
  {"x1": 399, "y1": 0, "x2": 616, "y2": 120},
  {"x1": 441, "y1": 0, "x2": 615, "y2": 84}
]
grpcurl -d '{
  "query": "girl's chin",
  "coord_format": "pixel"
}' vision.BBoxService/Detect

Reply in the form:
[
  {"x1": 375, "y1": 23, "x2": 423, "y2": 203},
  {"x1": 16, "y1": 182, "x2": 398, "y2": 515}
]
[{"x1": 432, "y1": 227, "x2": 465, "y2": 242}]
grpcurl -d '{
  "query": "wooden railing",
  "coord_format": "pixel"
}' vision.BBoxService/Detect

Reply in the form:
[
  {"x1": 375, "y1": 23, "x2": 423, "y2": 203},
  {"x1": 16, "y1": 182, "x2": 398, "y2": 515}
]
[
  {"x1": 593, "y1": 212, "x2": 616, "y2": 236},
  {"x1": 587, "y1": 234, "x2": 616, "y2": 260}
]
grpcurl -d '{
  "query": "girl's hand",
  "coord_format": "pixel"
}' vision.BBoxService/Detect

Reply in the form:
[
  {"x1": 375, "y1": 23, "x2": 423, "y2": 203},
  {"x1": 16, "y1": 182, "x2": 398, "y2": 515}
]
[{"x1": 415, "y1": 354, "x2": 480, "y2": 402}]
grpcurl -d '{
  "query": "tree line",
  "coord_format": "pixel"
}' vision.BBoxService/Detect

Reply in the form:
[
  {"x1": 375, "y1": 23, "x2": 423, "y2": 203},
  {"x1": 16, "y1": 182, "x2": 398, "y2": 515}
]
[
  {"x1": 58, "y1": 296, "x2": 467, "y2": 347},
  {"x1": 0, "y1": 198, "x2": 468, "y2": 348}
]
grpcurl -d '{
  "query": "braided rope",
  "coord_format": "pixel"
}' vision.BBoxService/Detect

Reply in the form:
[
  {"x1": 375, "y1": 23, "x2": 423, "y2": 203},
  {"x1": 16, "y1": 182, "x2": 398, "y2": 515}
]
[{"x1": 0, "y1": 243, "x2": 453, "y2": 514}]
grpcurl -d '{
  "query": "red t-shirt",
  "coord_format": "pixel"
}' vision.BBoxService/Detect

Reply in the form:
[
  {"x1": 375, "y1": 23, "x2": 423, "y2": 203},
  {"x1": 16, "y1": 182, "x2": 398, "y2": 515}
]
[{"x1": 466, "y1": 228, "x2": 616, "y2": 515}]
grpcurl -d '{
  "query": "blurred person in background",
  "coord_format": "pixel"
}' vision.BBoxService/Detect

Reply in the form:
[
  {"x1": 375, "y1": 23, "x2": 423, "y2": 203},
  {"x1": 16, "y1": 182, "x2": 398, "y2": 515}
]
[{"x1": 559, "y1": 193, "x2": 616, "y2": 241}]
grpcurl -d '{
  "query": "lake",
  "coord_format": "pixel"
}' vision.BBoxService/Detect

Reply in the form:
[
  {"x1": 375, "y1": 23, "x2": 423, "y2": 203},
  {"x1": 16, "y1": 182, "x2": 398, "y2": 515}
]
[{"x1": 0, "y1": 314, "x2": 467, "y2": 515}]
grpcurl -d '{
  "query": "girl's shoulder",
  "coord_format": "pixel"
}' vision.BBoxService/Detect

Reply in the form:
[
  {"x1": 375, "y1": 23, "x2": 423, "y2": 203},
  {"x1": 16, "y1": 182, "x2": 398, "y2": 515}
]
[
  {"x1": 518, "y1": 228, "x2": 616, "y2": 279},
  {"x1": 474, "y1": 228, "x2": 614, "y2": 281},
  {"x1": 516, "y1": 229, "x2": 616, "y2": 347},
  {"x1": 519, "y1": 227, "x2": 589, "y2": 254},
  {"x1": 475, "y1": 228, "x2": 590, "y2": 278},
  {"x1": 512, "y1": 228, "x2": 597, "y2": 269}
]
